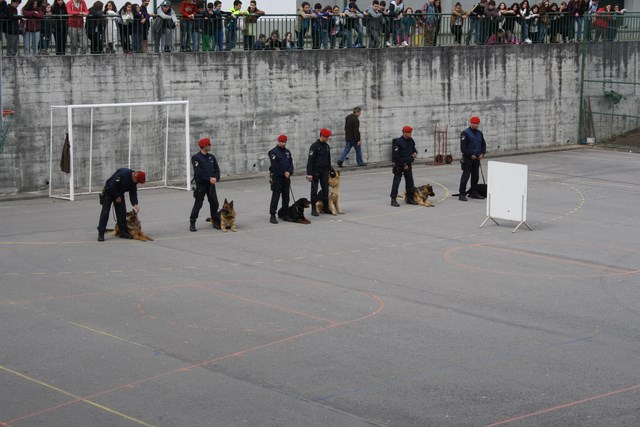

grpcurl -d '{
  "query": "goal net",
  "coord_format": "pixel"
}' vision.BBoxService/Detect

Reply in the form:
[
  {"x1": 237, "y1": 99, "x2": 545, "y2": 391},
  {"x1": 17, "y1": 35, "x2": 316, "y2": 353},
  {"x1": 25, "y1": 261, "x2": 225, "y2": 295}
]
[{"x1": 49, "y1": 101, "x2": 190, "y2": 201}]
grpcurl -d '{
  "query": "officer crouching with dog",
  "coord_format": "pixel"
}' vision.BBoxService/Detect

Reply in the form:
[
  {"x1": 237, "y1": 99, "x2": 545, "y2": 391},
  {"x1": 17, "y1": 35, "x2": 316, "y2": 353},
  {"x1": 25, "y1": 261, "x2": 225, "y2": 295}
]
[
  {"x1": 189, "y1": 137, "x2": 221, "y2": 232},
  {"x1": 268, "y1": 134, "x2": 294, "y2": 224},
  {"x1": 306, "y1": 128, "x2": 333, "y2": 217},
  {"x1": 458, "y1": 116, "x2": 486, "y2": 201},
  {"x1": 390, "y1": 126, "x2": 418, "y2": 207},
  {"x1": 97, "y1": 168, "x2": 146, "y2": 241}
]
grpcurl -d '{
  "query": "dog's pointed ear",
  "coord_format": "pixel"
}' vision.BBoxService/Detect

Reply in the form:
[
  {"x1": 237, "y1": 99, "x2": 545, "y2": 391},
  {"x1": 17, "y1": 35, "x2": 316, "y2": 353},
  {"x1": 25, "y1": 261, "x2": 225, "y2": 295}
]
[
  {"x1": 224, "y1": 198, "x2": 228, "y2": 204},
  {"x1": 229, "y1": 200, "x2": 233, "y2": 208}
]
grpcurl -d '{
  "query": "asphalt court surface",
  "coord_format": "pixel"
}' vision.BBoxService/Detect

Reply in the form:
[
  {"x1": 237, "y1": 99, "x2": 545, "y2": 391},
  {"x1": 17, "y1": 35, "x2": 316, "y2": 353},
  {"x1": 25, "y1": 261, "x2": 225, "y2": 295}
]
[{"x1": 1, "y1": 148, "x2": 640, "y2": 426}]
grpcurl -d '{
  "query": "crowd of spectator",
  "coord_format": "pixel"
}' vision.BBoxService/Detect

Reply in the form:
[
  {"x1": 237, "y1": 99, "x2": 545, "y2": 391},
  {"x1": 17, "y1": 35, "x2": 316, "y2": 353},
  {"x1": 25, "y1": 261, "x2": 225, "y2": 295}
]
[{"x1": 0, "y1": 0, "x2": 630, "y2": 56}]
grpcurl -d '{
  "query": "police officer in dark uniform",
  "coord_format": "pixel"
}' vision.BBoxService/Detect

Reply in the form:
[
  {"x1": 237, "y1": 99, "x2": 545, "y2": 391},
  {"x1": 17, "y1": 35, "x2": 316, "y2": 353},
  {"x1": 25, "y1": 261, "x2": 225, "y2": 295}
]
[
  {"x1": 390, "y1": 126, "x2": 418, "y2": 207},
  {"x1": 458, "y1": 116, "x2": 486, "y2": 201},
  {"x1": 306, "y1": 128, "x2": 333, "y2": 217},
  {"x1": 268, "y1": 134, "x2": 294, "y2": 224},
  {"x1": 189, "y1": 137, "x2": 221, "y2": 231},
  {"x1": 97, "y1": 168, "x2": 146, "y2": 241}
]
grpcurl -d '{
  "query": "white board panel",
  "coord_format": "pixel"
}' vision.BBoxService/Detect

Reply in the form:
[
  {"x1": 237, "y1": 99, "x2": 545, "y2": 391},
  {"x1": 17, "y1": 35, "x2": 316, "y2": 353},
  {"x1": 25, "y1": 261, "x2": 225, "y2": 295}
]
[{"x1": 486, "y1": 161, "x2": 528, "y2": 222}]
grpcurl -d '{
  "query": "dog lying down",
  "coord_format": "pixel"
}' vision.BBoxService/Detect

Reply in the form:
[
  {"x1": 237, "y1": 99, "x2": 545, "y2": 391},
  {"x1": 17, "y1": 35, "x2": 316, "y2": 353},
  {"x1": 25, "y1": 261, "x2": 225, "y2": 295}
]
[
  {"x1": 400, "y1": 184, "x2": 436, "y2": 207},
  {"x1": 278, "y1": 198, "x2": 312, "y2": 224},
  {"x1": 114, "y1": 210, "x2": 154, "y2": 241}
]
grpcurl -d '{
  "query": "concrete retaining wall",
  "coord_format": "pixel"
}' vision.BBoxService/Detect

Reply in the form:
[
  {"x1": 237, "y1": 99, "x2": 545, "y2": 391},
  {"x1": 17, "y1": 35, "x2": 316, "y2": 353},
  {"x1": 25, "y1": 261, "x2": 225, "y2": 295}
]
[{"x1": 1, "y1": 42, "x2": 638, "y2": 195}]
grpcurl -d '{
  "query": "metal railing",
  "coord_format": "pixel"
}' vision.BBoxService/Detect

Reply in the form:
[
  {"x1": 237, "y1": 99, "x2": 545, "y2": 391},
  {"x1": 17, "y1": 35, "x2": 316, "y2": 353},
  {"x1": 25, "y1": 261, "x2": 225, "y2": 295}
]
[{"x1": 1, "y1": 12, "x2": 639, "y2": 55}]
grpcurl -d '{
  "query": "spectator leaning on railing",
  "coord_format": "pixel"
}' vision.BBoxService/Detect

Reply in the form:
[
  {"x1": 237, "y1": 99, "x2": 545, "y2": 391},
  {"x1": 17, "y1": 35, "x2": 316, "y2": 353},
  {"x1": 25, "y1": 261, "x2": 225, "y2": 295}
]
[
  {"x1": 365, "y1": 0, "x2": 383, "y2": 48},
  {"x1": 225, "y1": 0, "x2": 245, "y2": 51},
  {"x1": 450, "y1": 2, "x2": 469, "y2": 45},
  {"x1": 104, "y1": 0, "x2": 117, "y2": 53},
  {"x1": 86, "y1": 0, "x2": 106, "y2": 54},
  {"x1": 67, "y1": 0, "x2": 88, "y2": 54},
  {"x1": 22, "y1": 0, "x2": 44, "y2": 56},
  {"x1": 152, "y1": 0, "x2": 178, "y2": 53},
  {"x1": 51, "y1": 0, "x2": 68, "y2": 54},
  {"x1": 243, "y1": 0, "x2": 264, "y2": 51},
  {"x1": 296, "y1": 1, "x2": 313, "y2": 49}
]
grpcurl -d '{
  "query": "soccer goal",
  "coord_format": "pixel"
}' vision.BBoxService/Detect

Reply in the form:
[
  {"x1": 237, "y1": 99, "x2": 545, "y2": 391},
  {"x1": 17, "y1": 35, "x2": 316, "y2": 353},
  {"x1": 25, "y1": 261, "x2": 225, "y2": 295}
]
[{"x1": 49, "y1": 100, "x2": 190, "y2": 201}]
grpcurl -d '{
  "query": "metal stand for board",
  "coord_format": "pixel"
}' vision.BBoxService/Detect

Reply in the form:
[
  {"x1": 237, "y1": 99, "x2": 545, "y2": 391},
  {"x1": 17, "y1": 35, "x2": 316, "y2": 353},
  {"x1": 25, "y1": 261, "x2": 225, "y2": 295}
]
[{"x1": 480, "y1": 194, "x2": 532, "y2": 233}]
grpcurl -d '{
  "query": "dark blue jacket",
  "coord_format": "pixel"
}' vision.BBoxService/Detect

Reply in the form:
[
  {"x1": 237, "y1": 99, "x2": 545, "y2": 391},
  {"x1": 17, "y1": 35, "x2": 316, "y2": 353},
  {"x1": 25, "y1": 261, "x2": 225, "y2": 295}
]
[
  {"x1": 306, "y1": 140, "x2": 332, "y2": 175},
  {"x1": 268, "y1": 145, "x2": 294, "y2": 178},
  {"x1": 192, "y1": 151, "x2": 221, "y2": 185},
  {"x1": 460, "y1": 127, "x2": 486, "y2": 158},
  {"x1": 104, "y1": 168, "x2": 139, "y2": 205},
  {"x1": 392, "y1": 136, "x2": 417, "y2": 167}
]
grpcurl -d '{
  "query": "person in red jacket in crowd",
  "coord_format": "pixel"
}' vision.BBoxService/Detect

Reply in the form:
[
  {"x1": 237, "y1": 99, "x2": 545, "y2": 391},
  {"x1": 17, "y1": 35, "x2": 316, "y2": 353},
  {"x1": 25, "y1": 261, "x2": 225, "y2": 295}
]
[
  {"x1": 180, "y1": 0, "x2": 197, "y2": 51},
  {"x1": 67, "y1": 0, "x2": 89, "y2": 53}
]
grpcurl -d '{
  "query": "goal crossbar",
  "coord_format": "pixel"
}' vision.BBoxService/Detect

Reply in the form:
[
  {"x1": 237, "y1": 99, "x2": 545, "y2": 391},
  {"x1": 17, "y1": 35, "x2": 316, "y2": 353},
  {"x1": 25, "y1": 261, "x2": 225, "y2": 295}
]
[{"x1": 49, "y1": 100, "x2": 190, "y2": 201}]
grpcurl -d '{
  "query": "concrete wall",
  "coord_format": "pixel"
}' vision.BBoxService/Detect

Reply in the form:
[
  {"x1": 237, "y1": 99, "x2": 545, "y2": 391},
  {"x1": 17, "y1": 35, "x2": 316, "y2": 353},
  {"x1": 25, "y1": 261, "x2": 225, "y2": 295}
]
[{"x1": 1, "y1": 42, "x2": 639, "y2": 195}]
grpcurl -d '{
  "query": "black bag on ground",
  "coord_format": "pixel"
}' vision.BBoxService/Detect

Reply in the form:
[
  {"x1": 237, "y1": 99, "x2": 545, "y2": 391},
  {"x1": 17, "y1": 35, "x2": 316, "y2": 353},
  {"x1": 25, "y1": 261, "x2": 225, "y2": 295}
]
[{"x1": 477, "y1": 162, "x2": 487, "y2": 197}]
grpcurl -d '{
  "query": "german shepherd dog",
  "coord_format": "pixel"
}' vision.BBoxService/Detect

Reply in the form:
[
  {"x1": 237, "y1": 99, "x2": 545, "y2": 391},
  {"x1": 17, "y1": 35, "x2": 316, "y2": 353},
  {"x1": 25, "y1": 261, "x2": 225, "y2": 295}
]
[
  {"x1": 405, "y1": 184, "x2": 436, "y2": 207},
  {"x1": 278, "y1": 198, "x2": 312, "y2": 224},
  {"x1": 316, "y1": 168, "x2": 344, "y2": 216},
  {"x1": 114, "y1": 210, "x2": 154, "y2": 241},
  {"x1": 207, "y1": 199, "x2": 237, "y2": 232}
]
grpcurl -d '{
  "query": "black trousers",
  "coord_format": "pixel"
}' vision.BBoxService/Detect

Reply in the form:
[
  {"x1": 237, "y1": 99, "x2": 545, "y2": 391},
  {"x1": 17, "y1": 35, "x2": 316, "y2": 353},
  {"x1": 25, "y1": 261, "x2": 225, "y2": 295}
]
[
  {"x1": 97, "y1": 193, "x2": 127, "y2": 233},
  {"x1": 190, "y1": 183, "x2": 219, "y2": 223},
  {"x1": 390, "y1": 167, "x2": 414, "y2": 198},
  {"x1": 269, "y1": 177, "x2": 290, "y2": 215},
  {"x1": 459, "y1": 157, "x2": 480, "y2": 195},
  {"x1": 310, "y1": 170, "x2": 329, "y2": 205}
]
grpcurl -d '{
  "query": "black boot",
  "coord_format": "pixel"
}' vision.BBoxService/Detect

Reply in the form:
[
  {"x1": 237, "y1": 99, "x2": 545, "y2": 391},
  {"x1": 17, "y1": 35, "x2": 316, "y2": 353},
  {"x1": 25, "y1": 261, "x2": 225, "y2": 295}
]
[
  {"x1": 311, "y1": 206, "x2": 319, "y2": 216},
  {"x1": 189, "y1": 222, "x2": 197, "y2": 232},
  {"x1": 270, "y1": 214, "x2": 278, "y2": 224},
  {"x1": 322, "y1": 204, "x2": 332, "y2": 214},
  {"x1": 98, "y1": 231, "x2": 104, "y2": 242},
  {"x1": 119, "y1": 230, "x2": 134, "y2": 239},
  {"x1": 391, "y1": 198, "x2": 400, "y2": 207},
  {"x1": 406, "y1": 197, "x2": 418, "y2": 205},
  {"x1": 458, "y1": 194, "x2": 468, "y2": 201}
]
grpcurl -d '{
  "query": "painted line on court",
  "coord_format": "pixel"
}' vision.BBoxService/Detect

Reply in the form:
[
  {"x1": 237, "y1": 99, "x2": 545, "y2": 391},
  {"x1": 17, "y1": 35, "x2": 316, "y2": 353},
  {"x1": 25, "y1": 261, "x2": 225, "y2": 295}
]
[
  {"x1": 485, "y1": 383, "x2": 640, "y2": 426},
  {"x1": 0, "y1": 364, "x2": 154, "y2": 427},
  {"x1": 6, "y1": 291, "x2": 384, "y2": 424}
]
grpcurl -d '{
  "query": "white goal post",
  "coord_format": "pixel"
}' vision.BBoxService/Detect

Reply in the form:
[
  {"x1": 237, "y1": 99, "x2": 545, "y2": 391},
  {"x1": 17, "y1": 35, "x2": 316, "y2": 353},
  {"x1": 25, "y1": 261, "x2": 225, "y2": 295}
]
[{"x1": 49, "y1": 100, "x2": 191, "y2": 201}]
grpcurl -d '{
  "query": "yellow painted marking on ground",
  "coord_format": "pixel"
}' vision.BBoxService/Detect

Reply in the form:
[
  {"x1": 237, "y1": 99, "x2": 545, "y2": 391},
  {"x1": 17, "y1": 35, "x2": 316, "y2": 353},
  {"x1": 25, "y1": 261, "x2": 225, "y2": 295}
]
[
  {"x1": 0, "y1": 364, "x2": 155, "y2": 427},
  {"x1": 70, "y1": 323, "x2": 154, "y2": 350}
]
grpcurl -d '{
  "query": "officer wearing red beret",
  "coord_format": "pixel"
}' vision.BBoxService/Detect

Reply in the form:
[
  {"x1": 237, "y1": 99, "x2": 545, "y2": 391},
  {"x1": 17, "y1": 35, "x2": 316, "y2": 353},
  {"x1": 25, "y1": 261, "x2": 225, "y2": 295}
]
[
  {"x1": 268, "y1": 134, "x2": 294, "y2": 224},
  {"x1": 189, "y1": 137, "x2": 221, "y2": 231},
  {"x1": 97, "y1": 168, "x2": 146, "y2": 241},
  {"x1": 458, "y1": 116, "x2": 486, "y2": 201},
  {"x1": 390, "y1": 126, "x2": 418, "y2": 207},
  {"x1": 306, "y1": 128, "x2": 333, "y2": 217}
]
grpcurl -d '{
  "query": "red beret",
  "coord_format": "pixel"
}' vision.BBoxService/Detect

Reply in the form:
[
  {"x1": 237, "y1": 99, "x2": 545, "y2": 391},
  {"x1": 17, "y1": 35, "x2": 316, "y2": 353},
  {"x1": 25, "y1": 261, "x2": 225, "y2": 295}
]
[
  {"x1": 470, "y1": 116, "x2": 481, "y2": 124},
  {"x1": 135, "y1": 171, "x2": 146, "y2": 184},
  {"x1": 278, "y1": 134, "x2": 288, "y2": 142},
  {"x1": 198, "y1": 137, "x2": 211, "y2": 148},
  {"x1": 320, "y1": 128, "x2": 332, "y2": 138},
  {"x1": 402, "y1": 126, "x2": 413, "y2": 133}
]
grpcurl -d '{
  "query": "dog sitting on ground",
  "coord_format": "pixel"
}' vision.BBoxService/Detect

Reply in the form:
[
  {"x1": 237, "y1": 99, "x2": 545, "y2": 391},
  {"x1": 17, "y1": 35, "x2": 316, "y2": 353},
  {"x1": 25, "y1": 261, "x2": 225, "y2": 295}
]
[
  {"x1": 316, "y1": 168, "x2": 344, "y2": 216},
  {"x1": 404, "y1": 184, "x2": 436, "y2": 207},
  {"x1": 114, "y1": 210, "x2": 154, "y2": 241},
  {"x1": 278, "y1": 198, "x2": 311, "y2": 224},
  {"x1": 207, "y1": 199, "x2": 237, "y2": 232}
]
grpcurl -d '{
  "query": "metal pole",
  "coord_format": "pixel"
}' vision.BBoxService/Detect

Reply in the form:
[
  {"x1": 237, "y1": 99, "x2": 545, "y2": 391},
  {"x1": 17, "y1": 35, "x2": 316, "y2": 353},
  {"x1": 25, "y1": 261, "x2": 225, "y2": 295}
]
[
  {"x1": 185, "y1": 101, "x2": 190, "y2": 191},
  {"x1": 67, "y1": 106, "x2": 75, "y2": 201}
]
